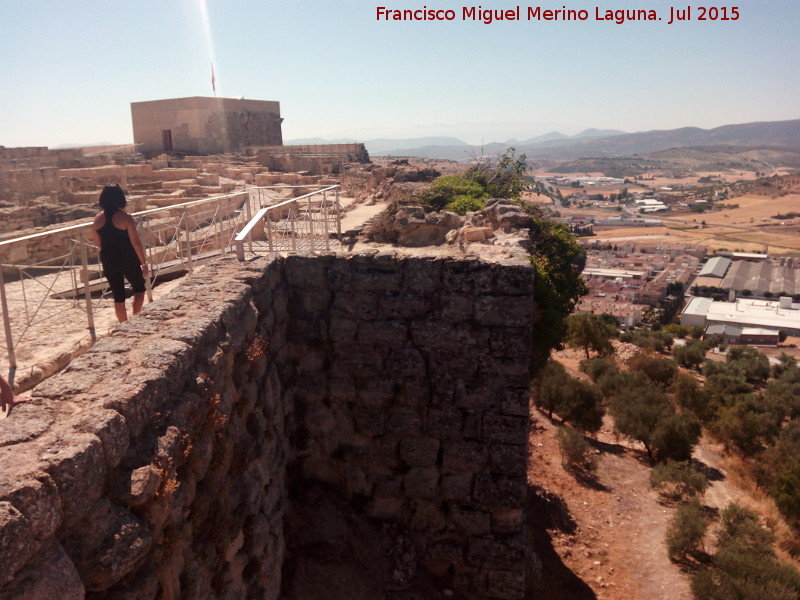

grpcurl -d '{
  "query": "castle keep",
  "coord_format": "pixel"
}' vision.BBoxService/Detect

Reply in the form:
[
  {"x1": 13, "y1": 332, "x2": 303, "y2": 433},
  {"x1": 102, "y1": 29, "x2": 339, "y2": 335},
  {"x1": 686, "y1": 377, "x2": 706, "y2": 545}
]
[{"x1": 130, "y1": 96, "x2": 284, "y2": 155}]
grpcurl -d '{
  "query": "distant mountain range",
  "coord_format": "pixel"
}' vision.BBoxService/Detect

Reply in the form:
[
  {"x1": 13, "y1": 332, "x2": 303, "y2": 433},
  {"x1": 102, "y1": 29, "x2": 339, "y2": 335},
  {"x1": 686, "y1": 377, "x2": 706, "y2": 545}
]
[{"x1": 288, "y1": 119, "x2": 800, "y2": 162}]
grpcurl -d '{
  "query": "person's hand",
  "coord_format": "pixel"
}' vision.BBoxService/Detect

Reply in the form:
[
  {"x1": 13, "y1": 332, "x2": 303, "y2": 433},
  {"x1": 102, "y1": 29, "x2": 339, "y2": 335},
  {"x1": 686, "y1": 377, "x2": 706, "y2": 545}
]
[{"x1": 141, "y1": 264, "x2": 149, "y2": 278}]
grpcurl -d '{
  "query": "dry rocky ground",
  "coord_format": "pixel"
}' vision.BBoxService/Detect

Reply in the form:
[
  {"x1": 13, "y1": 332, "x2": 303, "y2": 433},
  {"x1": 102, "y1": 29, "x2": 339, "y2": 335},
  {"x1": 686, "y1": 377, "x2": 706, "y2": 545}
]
[{"x1": 530, "y1": 346, "x2": 800, "y2": 600}]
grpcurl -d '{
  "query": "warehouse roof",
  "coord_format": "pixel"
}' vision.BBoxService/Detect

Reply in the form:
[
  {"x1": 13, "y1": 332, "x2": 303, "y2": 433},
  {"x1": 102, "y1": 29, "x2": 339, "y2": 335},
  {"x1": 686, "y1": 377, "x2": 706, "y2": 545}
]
[{"x1": 698, "y1": 256, "x2": 731, "y2": 278}]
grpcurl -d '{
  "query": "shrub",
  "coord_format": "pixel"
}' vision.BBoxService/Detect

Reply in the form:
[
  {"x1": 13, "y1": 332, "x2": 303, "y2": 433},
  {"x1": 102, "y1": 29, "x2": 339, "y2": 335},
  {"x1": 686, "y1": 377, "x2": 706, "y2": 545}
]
[
  {"x1": 651, "y1": 412, "x2": 702, "y2": 462},
  {"x1": 579, "y1": 357, "x2": 618, "y2": 382},
  {"x1": 565, "y1": 313, "x2": 616, "y2": 359},
  {"x1": 672, "y1": 373, "x2": 716, "y2": 423},
  {"x1": 666, "y1": 497, "x2": 708, "y2": 563},
  {"x1": 628, "y1": 352, "x2": 679, "y2": 387},
  {"x1": 650, "y1": 460, "x2": 709, "y2": 501},
  {"x1": 608, "y1": 379, "x2": 673, "y2": 460},
  {"x1": 533, "y1": 359, "x2": 605, "y2": 432},
  {"x1": 556, "y1": 426, "x2": 597, "y2": 474},
  {"x1": 445, "y1": 196, "x2": 485, "y2": 215},
  {"x1": 690, "y1": 503, "x2": 800, "y2": 600},
  {"x1": 672, "y1": 340, "x2": 706, "y2": 369}
]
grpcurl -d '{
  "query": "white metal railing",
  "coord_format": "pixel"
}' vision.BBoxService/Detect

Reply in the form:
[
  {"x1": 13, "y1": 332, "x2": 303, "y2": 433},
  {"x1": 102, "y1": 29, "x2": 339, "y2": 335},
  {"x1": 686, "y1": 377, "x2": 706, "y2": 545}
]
[
  {"x1": 235, "y1": 185, "x2": 342, "y2": 260},
  {"x1": 0, "y1": 190, "x2": 252, "y2": 377}
]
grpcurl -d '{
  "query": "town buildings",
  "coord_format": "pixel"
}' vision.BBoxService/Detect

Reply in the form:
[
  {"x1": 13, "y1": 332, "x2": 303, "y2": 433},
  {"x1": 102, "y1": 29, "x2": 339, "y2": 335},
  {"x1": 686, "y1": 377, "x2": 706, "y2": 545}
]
[{"x1": 681, "y1": 296, "x2": 800, "y2": 338}]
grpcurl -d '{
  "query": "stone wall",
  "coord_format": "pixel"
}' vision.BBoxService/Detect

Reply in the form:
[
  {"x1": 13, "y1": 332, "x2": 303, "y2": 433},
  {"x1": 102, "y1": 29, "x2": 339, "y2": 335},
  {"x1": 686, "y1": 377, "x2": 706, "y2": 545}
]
[
  {"x1": 254, "y1": 143, "x2": 370, "y2": 175},
  {"x1": 0, "y1": 252, "x2": 536, "y2": 599}
]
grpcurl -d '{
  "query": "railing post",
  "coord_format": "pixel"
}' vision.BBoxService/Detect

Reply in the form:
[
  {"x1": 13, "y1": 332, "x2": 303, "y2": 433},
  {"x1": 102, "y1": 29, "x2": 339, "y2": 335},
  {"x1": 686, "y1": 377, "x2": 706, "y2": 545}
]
[
  {"x1": 323, "y1": 191, "x2": 330, "y2": 252},
  {"x1": 308, "y1": 198, "x2": 315, "y2": 253},
  {"x1": 217, "y1": 206, "x2": 225, "y2": 257},
  {"x1": 182, "y1": 212, "x2": 194, "y2": 273},
  {"x1": 0, "y1": 266, "x2": 16, "y2": 369},
  {"x1": 335, "y1": 188, "x2": 342, "y2": 242},
  {"x1": 142, "y1": 219, "x2": 154, "y2": 302},
  {"x1": 80, "y1": 241, "x2": 97, "y2": 343},
  {"x1": 290, "y1": 204, "x2": 297, "y2": 252},
  {"x1": 245, "y1": 192, "x2": 254, "y2": 254},
  {"x1": 267, "y1": 214, "x2": 274, "y2": 254}
]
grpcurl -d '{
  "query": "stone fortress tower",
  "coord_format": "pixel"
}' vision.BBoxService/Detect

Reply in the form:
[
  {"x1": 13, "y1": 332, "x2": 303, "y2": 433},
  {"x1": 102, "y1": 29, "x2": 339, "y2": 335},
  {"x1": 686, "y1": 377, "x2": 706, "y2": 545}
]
[{"x1": 130, "y1": 96, "x2": 284, "y2": 155}]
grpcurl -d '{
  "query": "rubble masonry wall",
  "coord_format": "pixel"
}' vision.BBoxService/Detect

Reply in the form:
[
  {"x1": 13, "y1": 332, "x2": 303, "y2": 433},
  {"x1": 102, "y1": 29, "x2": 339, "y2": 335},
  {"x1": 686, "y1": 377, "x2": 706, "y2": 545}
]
[{"x1": 0, "y1": 252, "x2": 535, "y2": 599}]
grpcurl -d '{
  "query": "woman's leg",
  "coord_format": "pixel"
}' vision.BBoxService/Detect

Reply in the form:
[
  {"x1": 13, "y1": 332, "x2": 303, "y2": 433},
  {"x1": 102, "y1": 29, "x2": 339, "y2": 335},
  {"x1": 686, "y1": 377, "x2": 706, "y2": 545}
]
[
  {"x1": 132, "y1": 292, "x2": 145, "y2": 315},
  {"x1": 114, "y1": 302, "x2": 128, "y2": 322}
]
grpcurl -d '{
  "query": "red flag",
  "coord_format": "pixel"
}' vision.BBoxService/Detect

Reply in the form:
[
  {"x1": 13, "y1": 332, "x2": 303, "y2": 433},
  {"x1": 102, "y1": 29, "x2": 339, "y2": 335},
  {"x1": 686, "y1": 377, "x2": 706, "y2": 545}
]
[{"x1": 211, "y1": 63, "x2": 216, "y2": 95}]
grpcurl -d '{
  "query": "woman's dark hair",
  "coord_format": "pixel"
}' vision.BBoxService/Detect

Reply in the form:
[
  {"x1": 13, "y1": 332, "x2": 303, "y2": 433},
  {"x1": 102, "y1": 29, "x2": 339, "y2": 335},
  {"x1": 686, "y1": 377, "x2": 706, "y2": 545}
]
[{"x1": 99, "y1": 184, "x2": 127, "y2": 219}]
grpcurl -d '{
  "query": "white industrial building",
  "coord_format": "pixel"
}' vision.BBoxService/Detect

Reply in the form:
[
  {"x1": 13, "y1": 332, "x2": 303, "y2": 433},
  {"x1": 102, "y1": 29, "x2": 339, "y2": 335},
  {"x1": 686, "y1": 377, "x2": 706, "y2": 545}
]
[{"x1": 681, "y1": 296, "x2": 800, "y2": 336}]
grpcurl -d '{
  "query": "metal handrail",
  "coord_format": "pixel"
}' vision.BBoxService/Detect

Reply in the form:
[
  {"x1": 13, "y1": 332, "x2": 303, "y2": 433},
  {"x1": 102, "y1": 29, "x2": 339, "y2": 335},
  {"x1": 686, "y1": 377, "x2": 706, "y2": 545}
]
[
  {"x1": 0, "y1": 190, "x2": 251, "y2": 374},
  {"x1": 234, "y1": 185, "x2": 341, "y2": 260}
]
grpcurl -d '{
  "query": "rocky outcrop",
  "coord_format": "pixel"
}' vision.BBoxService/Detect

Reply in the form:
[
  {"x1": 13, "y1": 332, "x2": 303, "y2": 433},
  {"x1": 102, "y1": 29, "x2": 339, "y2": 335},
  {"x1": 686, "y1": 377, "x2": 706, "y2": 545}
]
[
  {"x1": 391, "y1": 205, "x2": 464, "y2": 245},
  {"x1": 0, "y1": 252, "x2": 537, "y2": 600}
]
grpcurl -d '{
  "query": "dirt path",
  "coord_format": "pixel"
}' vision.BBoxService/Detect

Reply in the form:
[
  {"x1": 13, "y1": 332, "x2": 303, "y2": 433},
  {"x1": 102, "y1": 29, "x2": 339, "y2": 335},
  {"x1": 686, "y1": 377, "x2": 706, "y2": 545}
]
[
  {"x1": 528, "y1": 346, "x2": 774, "y2": 599},
  {"x1": 529, "y1": 410, "x2": 693, "y2": 600}
]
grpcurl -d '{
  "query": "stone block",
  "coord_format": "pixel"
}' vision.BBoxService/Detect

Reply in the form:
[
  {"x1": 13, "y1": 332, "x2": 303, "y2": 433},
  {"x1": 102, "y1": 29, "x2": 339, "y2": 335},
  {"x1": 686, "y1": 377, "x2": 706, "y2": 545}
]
[
  {"x1": 442, "y1": 440, "x2": 489, "y2": 473},
  {"x1": 494, "y1": 263, "x2": 535, "y2": 295},
  {"x1": 331, "y1": 291, "x2": 382, "y2": 320},
  {"x1": 441, "y1": 473, "x2": 474, "y2": 501},
  {"x1": 387, "y1": 347, "x2": 426, "y2": 376},
  {"x1": 410, "y1": 321, "x2": 489, "y2": 350},
  {"x1": 62, "y1": 500, "x2": 152, "y2": 592},
  {"x1": 489, "y1": 443, "x2": 528, "y2": 477},
  {"x1": 474, "y1": 296, "x2": 534, "y2": 327},
  {"x1": 403, "y1": 258, "x2": 442, "y2": 293},
  {"x1": 0, "y1": 473, "x2": 61, "y2": 542},
  {"x1": 466, "y1": 535, "x2": 525, "y2": 570},
  {"x1": 462, "y1": 226, "x2": 494, "y2": 242},
  {"x1": 472, "y1": 474, "x2": 527, "y2": 508},
  {"x1": 65, "y1": 408, "x2": 130, "y2": 469},
  {"x1": 489, "y1": 328, "x2": 533, "y2": 358},
  {"x1": 492, "y1": 508, "x2": 525, "y2": 535},
  {"x1": 331, "y1": 343, "x2": 385, "y2": 377},
  {"x1": 386, "y1": 408, "x2": 423, "y2": 437},
  {"x1": 40, "y1": 432, "x2": 106, "y2": 528},
  {"x1": 479, "y1": 358, "x2": 531, "y2": 388},
  {"x1": 0, "y1": 501, "x2": 37, "y2": 585},
  {"x1": 486, "y1": 567, "x2": 526, "y2": 600},
  {"x1": 378, "y1": 293, "x2": 433, "y2": 319},
  {"x1": 482, "y1": 413, "x2": 529, "y2": 445},
  {"x1": 328, "y1": 318, "x2": 358, "y2": 343},
  {"x1": 351, "y1": 406, "x2": 386, "y2": 436},
  {"x1": 426, "y1": 407, "x2": 463, "y2": 438},
  {"x1": 403, "y1": 466, "x2": 439, "y2": 498},
  {"x1": 398, "y1": 378, "x2": 431, "y2": 408},
  {"x1": 437, "y1": 294, "x2": 473, "y2": 322},
  {"x1": 1, "y1": 542, "x2": 84, "y2": 600},
  {"x1": 399, "y1": 437, "x2": 440, "y2": 467},
  {"x1": 366, "y1": 497, "x2": 404, "y2": 521},
  {"x1": 441, "y1": 259, "x2": 494, "y2": 294},
  {"x1": 358, "y1": 320, "x2": 409, "y2": 345},
  {"x1": 500, "y1": 388, "x2": 530, "y2": 417},
  {"x1": 354, "y1": 377, "x2": 394, "y2": 408},
  {"x1": 448, "y1": 504, "x2": 492, "y2": 536},
  {"x1": 406, "y1": 498, "x2": 446, "y2": 532}
]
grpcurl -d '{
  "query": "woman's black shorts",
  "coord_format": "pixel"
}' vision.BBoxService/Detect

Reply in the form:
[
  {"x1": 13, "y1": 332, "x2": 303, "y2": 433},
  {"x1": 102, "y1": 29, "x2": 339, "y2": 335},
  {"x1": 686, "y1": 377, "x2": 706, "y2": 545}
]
[{"x1": 104, "y1": 261, "x2": 146, "y2": 303}]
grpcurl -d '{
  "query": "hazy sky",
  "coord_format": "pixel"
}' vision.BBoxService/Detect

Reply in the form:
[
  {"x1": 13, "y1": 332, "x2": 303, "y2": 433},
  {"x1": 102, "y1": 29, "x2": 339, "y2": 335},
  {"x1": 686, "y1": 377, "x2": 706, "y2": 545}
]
[{"x1": 1, "y1": 0, "x2": 798, "y2": 147}]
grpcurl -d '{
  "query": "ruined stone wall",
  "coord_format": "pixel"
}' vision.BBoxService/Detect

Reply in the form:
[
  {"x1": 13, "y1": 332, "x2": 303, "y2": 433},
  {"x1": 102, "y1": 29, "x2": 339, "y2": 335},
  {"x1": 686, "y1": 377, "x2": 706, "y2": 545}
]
[
  {"x1": 0, "y1": 167, "x2": 60, "y2": 202},
  {"x1": 254, "y1": 143, "x2": 370, "y2": 175},
  {"x1": 0, "y1": 252, "x2": 535, "y2": 600},
  {"x1": 285, "y1": 253, "x2": 534, "y2": 599}
]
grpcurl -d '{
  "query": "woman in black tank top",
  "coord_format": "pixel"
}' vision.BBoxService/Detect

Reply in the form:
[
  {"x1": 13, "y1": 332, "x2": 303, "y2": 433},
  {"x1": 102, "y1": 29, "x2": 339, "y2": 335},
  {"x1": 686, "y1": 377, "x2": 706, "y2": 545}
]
[{"x1": 91, "y1": 184, "x2": 149, "y2": 322}]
